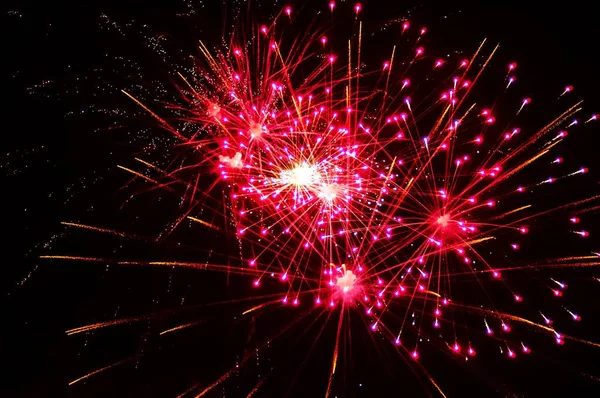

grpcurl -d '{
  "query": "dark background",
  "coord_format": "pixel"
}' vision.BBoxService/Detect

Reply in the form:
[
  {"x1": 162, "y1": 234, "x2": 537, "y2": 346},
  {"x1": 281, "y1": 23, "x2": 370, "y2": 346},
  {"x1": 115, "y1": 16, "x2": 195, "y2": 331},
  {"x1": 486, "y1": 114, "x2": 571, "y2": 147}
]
[{"x1": 3, "y1": 0, "x2": 600, "y2": 397}]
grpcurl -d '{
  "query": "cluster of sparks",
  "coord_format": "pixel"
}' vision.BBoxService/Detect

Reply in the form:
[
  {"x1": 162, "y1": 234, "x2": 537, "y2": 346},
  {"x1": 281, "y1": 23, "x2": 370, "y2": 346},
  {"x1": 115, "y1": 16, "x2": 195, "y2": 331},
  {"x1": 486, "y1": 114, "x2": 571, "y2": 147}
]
[{"x1": 48, "y1": 2, "x2": 600, "y2": 396}]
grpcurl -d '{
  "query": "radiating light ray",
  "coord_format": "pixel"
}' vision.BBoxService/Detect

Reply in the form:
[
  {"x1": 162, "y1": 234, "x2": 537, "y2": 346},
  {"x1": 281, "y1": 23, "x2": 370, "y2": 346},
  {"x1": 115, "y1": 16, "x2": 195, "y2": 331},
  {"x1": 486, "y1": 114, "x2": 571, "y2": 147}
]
[
  {"x1": 117, "y1": 165, "x2": 162, "y2": 186},
  {"x1": 61, "y1": 222, "x2": 128, "y2": 238},
  {"x1": 490, "y1": 205, "x2": 532, "y2": 221},
  {"x1": 69, "y1": 357, "x2": 134, "y2": 386},
  {"x1": 187, "y1": 216, "x2": 220, "y2": 230},
  {"x1": 325, "y1": 307, "x2": 344, "y2": 398},
  {"x1": 67, "y1": 317, "x2": 147, "y2": 335},
  {"x1": 160, "y1": 321, "x2": 202, "y2": 336},
  {"x1": 246, "y1": 374, "x2": 269, "y2": 397},
  {"x1": 121, "y1": 90, "x2": 186, "y2": 140},
  {"x1": 41, "y1": 255, "x2": 107, "y2": 262},
  {"x1": 242, "y1": 301, "x2": 279, "y2": 315}
]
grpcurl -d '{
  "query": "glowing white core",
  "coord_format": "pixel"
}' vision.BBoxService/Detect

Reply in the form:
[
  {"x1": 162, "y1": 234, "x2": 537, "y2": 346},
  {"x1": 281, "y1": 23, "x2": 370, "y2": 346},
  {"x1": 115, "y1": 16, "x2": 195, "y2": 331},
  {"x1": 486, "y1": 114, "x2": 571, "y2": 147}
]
[
  {"x1": 249, "y1": 122, "x2": 263, "y2": 138},
  {"x1": 281, "y1": 163, "x2": 321, "y2": 186},
  {"x1": 336, "y1": 270, "x2": 357, "y2": 293},
  {"x1": 208, "y1": 104, "x2": 221, "y2": 118},
  {"x1": 219, "y1": 152, "x2": 243, "y2": 168},
  {"x1": 318, "y1": 183, "x2": 338, "y2": 202},
  {"x1": 437, "y1": 214, "x2": 450, "y2": 227}
]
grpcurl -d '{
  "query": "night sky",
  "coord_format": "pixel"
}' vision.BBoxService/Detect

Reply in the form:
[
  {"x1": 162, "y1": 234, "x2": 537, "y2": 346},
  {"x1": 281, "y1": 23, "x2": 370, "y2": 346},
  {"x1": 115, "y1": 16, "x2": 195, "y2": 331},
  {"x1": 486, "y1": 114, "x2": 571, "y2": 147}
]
[{"x1": 4, "y1": 1, "x2": 600, "y2": 397}]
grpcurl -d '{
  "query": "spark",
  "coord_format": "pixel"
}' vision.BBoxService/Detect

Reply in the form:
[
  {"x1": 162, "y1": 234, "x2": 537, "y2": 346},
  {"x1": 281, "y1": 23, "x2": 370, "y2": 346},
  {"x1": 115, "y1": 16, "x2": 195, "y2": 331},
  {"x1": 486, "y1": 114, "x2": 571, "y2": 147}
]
[
  {"x1": 187, "y1": 216, "x2": 220, "y2": 230},
  {"x1": 69, "y1": 357, "x2": 134, "y2": 386},
  {"x1": 160, "y1": 322, "x2": 201, "y2": 336}
]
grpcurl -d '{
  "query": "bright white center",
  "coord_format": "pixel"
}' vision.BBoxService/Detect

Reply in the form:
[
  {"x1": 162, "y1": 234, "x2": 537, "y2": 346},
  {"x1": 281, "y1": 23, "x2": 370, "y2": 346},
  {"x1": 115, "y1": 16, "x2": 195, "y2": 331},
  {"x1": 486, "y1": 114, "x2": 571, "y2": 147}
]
[
  {"x1": 318, "y1": 183, "x2": 338, "y2": 202},
  {"x1": 219, "y1": 151, "x2": 243, "y2": 168},
  {"x1": 281, "y1": 163, "x2": 320, "y2": 186},
  {"x1": 249, "y1": 122, "x2": 263, "y2": 138},
  {"x1": 336, "y1": 270, "x2": 357, "y2": 293},
  {"x1": 208, "y1": 104, "x2": 221, "y2": 118},
  {"x1": 437, "y1": 214, "x2": 450, "y2": 227}
]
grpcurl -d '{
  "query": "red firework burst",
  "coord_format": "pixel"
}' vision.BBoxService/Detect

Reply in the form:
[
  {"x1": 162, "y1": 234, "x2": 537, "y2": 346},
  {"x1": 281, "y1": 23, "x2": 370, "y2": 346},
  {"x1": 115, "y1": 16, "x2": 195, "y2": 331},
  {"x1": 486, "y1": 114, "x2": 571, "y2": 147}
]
[{"x1": 49, "y1": 2, "x2": 600, "y2": 396}]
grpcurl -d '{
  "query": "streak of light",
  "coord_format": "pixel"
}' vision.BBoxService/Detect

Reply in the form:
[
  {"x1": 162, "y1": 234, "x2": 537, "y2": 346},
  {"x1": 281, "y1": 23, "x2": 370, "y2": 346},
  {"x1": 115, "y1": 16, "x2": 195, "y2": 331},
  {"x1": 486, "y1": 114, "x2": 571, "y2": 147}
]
[
  {"x1": 61, "y1": 222, "x2": 128, "y2": 238},
  {"x1": 69, "y1": 357, "x2": 134, "y2": 386},
  {"x1": 121, "y1": 89, "x2": 185, "y2": 140},
  {"x1": 117, "y1": 165, "x2": 161, "y2": 185},
  {"x1": 325, "y1": 307, "x2": 344, "y2": 398},
  {"x1": 187, "y1": 216, "x2": 220, "y2": 230},
  {"x1": 490, "y1": 205, "x2": 531, "y2": 220},
  {"x1": 160, "y1": 321, "x2": 202, "y2": 336}
]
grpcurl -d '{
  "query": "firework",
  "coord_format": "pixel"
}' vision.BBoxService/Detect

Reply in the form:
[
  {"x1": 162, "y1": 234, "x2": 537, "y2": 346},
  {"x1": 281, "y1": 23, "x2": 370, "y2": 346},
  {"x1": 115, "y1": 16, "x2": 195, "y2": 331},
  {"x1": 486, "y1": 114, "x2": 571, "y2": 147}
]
[{"x1": 45, "y1": 2, "x2": 600, "y2": 396}]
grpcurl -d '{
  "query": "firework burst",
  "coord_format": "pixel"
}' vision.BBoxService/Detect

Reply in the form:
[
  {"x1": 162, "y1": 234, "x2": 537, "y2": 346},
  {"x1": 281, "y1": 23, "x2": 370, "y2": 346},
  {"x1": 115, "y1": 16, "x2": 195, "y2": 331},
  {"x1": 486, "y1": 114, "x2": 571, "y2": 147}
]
[{"x1": 42, "y1": 2, "x2": 600, "y2": 396}]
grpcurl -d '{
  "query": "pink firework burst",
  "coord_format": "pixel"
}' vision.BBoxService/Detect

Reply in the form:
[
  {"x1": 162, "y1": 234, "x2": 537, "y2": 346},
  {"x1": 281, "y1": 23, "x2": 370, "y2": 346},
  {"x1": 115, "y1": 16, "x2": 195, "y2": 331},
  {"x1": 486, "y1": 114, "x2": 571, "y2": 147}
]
[{"x1": 52, "y1": 3, "x2": 600, "y2": 396}]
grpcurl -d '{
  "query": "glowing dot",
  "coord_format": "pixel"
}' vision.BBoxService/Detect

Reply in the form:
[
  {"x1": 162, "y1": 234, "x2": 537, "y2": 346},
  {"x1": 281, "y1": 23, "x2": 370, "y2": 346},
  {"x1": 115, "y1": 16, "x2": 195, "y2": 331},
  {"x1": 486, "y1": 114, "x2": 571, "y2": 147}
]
[
  {"x1": 336, "y1": 270, "x2": 357, "y2": 294},
  {"x1": 514, "y1": 295, "x2": 522, "y2": 302}
]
